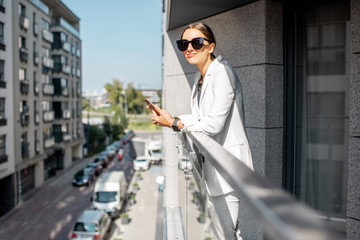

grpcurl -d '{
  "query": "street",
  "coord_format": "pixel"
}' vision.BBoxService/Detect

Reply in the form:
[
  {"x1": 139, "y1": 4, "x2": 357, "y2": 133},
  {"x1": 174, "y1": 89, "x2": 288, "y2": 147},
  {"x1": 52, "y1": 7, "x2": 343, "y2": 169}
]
[{"x1": 0, "y1": 131, "x2": 161, "y2": 240}]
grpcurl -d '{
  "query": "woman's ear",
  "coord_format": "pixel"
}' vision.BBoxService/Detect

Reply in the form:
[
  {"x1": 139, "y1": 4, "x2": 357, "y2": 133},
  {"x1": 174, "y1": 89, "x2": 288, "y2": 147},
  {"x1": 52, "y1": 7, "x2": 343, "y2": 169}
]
[{"x1": 209, "y1": 43, "x2": 215, "y2": 54}]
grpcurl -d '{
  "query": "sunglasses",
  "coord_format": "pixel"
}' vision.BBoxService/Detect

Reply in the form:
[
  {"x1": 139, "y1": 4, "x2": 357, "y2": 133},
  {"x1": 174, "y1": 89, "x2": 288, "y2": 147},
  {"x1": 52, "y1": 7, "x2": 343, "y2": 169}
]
[{"x1": 176, "y1": 37, "x2": 212, "y2": 51}]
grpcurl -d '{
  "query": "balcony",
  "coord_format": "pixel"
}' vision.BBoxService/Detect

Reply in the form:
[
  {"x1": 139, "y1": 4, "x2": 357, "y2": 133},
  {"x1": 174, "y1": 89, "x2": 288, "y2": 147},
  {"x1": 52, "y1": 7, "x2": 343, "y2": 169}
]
[
  {"x1": 43, "y1": 83, "x2": 54, "y2": 95},
  {"x1": 62, "y1": 65, "x2": 71, "y2": 75},
  {"x1": 35, "y1": 111, "x2": 40, "y2": 124},
  {"x1": 63, "y1": 133, "x2": 72, "y2": 142},
  {"x1": 63, "y1": 42, "x2": 70, "y2": 52},
  {"x1": 76, "y1": 49, "x2": 81, "y2": 58},
  {"x1": 44, "y1": 136, "x2": 55, "y2": 149},
  {"x1": 19, "y1": 15, "x2": 29, "y2": 30},
  {"x1": 76, "y1": 69, "x2": 81, "y2": 78},
  {"x1": 33, "y1": 23, "x2": 38, "y2": 35},
  {"x1": 42, "y1": 56, "x2": 54, "y2": 69},
  {"x1": 168, "y1": 132, "x2": 344, "y2": 240},
  {"x1": 21, "y1": 141, "x2": 29, "y2": 158},
  {"x1": 19, "y1": 47, "x2": 28, "y2": 62},
  {"x1": 35, "y1": 140, "x2": 40, "y2": 153},
  {"x1": 20, "y1": 80, "x2": 29, "y2": 94},
  {"x1": 77, "y1": 89, "x2": 81, "y2": 97},
  {"x1": 34, "y1": 81, "x2": 39, "y2": 95},
  {"x1": 62, "y1": 87, "x2": 69, "y2": 97},
  {"x1": 63, "y1": 109, "x2": 71, "y2": 119},
  {"x1": 43, "y1": 110, "x2": 55, "y2": 122},
  {"x1": 34, "y1": 52, "x2": 39, "y2": 65},
  {"x1": 42, "y1": 28, "x2": 53, "y2": 43},
  {"x1": 20, "y1": 111, "x2": 29, "y2": 127}
]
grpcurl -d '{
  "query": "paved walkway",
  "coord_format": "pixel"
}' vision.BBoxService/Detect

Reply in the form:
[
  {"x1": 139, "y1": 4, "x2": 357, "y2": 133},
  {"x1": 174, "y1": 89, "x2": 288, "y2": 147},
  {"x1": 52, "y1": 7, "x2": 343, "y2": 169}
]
[{"x1": 109, "y1": 165, "x2": 164, "y2": 240}]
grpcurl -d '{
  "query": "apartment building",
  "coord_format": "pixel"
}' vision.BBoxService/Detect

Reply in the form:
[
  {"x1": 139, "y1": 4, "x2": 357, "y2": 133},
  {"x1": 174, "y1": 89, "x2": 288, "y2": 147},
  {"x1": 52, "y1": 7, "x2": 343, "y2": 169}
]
[
  {"x1": 0, "y1": 0, "x2": 83, "y2": 217},
  {"x1": 0, "y1": 0, "x2": 15, "y2": 217},
  {"x1": 162, "y1": 0, "x2": 359, "y2": 239}
]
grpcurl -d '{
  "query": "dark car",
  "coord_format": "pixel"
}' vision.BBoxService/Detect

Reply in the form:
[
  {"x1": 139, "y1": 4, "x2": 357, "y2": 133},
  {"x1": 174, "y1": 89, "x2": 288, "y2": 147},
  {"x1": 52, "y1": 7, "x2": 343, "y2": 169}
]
[
  {"x1": 72, "y1": 168, "x2": 95, "y2": 186},
  {"x1": 87, "y1": 162, "x2": 103, "y2": 177},
  {"x1": 94, "y1": 155, "x2": 108, "y2": 168},
  {"x1": 120, "y1": 135, "x2": 129, "y2": 145},
  {"x1": 127, "y1": 130, "x2": 135, "y2": 139}
]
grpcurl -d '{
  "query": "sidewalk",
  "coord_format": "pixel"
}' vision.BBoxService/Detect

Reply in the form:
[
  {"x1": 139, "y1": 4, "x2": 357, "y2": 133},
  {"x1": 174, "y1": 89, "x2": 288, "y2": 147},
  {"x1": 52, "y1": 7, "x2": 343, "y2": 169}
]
[{"x1": 109, "y1": 165, "x2": 164, "y2": 240}]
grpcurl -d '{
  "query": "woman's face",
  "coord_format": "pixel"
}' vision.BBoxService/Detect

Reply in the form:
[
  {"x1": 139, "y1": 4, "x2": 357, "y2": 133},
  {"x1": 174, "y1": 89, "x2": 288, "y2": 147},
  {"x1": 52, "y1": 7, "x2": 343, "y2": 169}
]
[{"x1": 182, "y1": 28, "x2": 215, "y2": 65}]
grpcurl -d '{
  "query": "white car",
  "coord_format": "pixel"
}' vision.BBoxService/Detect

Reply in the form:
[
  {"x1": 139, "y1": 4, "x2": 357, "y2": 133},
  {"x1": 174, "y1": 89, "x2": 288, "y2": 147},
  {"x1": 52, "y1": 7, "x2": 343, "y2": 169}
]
[
  {"x1": 179, "y1": 157, "x2": 193, "y2": 170},
  {"x1": 133, "y1": 156, "x2": 149, "y2": 171}
]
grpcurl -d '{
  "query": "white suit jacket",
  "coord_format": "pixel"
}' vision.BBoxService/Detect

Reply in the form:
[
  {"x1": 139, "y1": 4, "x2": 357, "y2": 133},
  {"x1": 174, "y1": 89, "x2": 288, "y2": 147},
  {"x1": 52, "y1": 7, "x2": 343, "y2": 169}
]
[{"x1": 179, "y1": 55, "x2": 253, "y2": 197}]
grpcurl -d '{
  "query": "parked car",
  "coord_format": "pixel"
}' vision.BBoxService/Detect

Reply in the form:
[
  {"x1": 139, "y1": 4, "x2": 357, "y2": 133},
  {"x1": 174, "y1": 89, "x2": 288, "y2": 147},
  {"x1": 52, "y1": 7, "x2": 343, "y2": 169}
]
[
  {"x1": 71, "y1": 209, "x2": 111, "y2": 240},
  {"x1": 87, "y1": 162, "x2": 103, "y2": 176},
  {"x1": 120, "y1": 135, "x2": 129, "y2": 145},
  {"x1": 111, "y1": 141, "x2": 122, "y2": 152},
  {"x1": 94, "y1": 155, "x2": 108, "y2": 168},
  {"x1": 106, "y1": 145, "x2": 116, "y2": 158},
  {"x1": 127, "y1": 130, "x2": 135, "y2": 139},
  {"x1": 72, "y1": 168, "x2": 95, "y2": 186},
  {"x1": 133, "y1": 156, "x2": 149, "y2": 171},
  {"x1": 179, "y1": 157, "x2": 193, "y2": 171}
]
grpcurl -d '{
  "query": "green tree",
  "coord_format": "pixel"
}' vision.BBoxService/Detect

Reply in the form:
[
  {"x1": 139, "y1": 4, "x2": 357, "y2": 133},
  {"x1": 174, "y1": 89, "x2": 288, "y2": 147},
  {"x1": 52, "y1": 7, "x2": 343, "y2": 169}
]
[
  {"x1": 126, "y1": 83, "x2": 145, "y2": 114},
  {"x1": 82, "y1": 97, "x2": 90, "y2": 110}
]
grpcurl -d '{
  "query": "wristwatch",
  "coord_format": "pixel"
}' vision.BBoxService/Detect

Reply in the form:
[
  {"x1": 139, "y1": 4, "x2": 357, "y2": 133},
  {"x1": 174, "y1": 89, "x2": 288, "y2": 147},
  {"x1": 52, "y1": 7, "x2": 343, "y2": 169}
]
[{"x1": 172, "y1": 119, "x2": 180, "y2": 132}]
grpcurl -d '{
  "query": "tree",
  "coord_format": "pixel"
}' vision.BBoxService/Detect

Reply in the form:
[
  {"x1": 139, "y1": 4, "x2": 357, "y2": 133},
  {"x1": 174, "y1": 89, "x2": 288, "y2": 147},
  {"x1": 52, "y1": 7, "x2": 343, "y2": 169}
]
[
  {"x1": 126, "y1": 83, "x2": 145, "y2": 114},
  {"x1": 104, "y1": 79, "x2": 128, "y2": 133},
  {"x1": 82, "y1": 97, "x2": 90, "y2": 110}
]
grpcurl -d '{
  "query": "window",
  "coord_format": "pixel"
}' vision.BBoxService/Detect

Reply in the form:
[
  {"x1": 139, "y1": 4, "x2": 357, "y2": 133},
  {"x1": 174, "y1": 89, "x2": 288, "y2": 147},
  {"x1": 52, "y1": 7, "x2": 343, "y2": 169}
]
[
  {"x1": 19, "y1": 36, "x2": 26, "y2": 49},
  {"x1": 285, "y1": 0, "x2": 350, "y2": 221},
  {"x1": 0, "y1": 98, "x2": 4, "y2": 119},
  {"x1": 0, "y1": 60, "x2": 4, "y2": 84},
  {"x1": 0, "y1": 22, "x2": 4, "y2": 45},
  {"x1": 41, "y1": 18, "x2": 49, "y2": 30},
  {"x1": 0, "y1": 135, "x2": 6, "y2": 157},
  {"x1": 19, "y1": 4, "x2": 26, "y2": 17},
  {"x1": 42, "y1": 46, "x2": 50, "y2": 57}
]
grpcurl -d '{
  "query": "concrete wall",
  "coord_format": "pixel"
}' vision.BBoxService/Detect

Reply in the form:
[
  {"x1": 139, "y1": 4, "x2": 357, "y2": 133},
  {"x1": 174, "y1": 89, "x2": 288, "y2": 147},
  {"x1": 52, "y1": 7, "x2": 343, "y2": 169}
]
[
  {"x1": 347, "y1": 0, "x2": 360, "y2": 239},
  {"x1": 163, "y1": 0, "x2": 283, "y2": 238}
]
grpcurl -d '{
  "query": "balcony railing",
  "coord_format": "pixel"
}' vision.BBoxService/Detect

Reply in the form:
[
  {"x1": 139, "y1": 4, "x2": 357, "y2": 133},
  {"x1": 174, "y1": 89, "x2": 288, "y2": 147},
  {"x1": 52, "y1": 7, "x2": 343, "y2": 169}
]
[
  {"x1": 63, "y1": 42, "x2": 70, "y2": 52},
  {"x1": 174, "y1": 132, "x2": 343, "y2": 240},
  {"x1": 34, "y1": 81, "x2": 39, "y2": 95},
  {"x1": 44, "y1": 136, "x2": 55, "y2": 149},
  {"x1": 21, "y1": 141, "x2": 29, "y2": 158},
  {"x1": 43, "y1": 83, "x2": 54, "y2": 95},
  {"x1": 63, "y1": 109, "x2": 71, "y2": 119},
  {"x1": 35, "y1": 111, "x2": 40, "y2": 124},
  {"x1": 62, "y1": 87, "x2": 69, "y2": 97},
  {"x1": 19, "y1": 47, "x2": 28, "y2": 62},
  {"x1": 33, "y1": 23, "x2": 38, "y2": 35},
  {"x1": 20, "y1": 80, "x2": 29, "y2": 94},
  {"x1": 43, "y1": 110, "x2": 55, "y2": 122},
  {"x1": 35, "y1": 140, "x2": 40, "y2": 153},
  {"x1": 34, "y1": 52, "x2": 39, "y2": 65},
  {"x1": 42, "y1": 28, "x2": 53, "y2": 43},
  {"x1": 63, "y1": 133, "x2": 72, "y2": 141},
  {"x1": 20, "y1": 111, "x2": 29, "y2": 127},
  {"x1": 62, "y1": 65, "x2": 71, "y2": 75},
  {"x1": 42, "y1": 56, "x2": 53, "y2": 69},
  {"x1": 19, "y1": 15, "x2": 29, "y2": 29}
]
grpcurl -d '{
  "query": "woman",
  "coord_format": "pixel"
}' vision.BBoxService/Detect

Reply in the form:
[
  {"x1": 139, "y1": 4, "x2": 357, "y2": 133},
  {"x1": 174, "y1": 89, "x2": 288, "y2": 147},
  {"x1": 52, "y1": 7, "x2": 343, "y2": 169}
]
[{"x1": 149, "y1": 23, "x2": 253, "y2": 240}]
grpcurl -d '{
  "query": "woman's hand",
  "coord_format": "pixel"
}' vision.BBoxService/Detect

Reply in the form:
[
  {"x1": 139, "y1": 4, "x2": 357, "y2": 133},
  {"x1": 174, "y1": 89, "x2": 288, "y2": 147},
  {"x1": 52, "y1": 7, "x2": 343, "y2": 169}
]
[{"x1": 146, "y1": 105, "x2": 174, "y2": 128}]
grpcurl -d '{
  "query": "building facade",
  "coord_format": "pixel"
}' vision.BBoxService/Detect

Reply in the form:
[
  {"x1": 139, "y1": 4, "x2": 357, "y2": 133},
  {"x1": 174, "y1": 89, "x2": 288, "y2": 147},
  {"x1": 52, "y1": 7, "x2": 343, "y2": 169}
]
[
  {"x1": 162, "y1": 0, "x2": 359, "y2": 238},
  {"x1": 0, "y1": 0, "x2": 83, "y2": 217}
]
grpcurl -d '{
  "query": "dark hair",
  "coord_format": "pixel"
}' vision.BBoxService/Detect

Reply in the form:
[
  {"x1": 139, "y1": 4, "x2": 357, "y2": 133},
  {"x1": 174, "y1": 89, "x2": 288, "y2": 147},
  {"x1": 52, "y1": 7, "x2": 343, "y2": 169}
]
[{"x1": 181, "y1": 22, "x2": 216, "y2": 60}]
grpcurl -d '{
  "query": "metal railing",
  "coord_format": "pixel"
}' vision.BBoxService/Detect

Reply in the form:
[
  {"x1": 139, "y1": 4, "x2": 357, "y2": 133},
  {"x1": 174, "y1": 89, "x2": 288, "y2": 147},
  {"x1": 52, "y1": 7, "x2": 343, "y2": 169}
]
[{"x1": 178, "y1": 131, "x2": 344, "y2": 240}]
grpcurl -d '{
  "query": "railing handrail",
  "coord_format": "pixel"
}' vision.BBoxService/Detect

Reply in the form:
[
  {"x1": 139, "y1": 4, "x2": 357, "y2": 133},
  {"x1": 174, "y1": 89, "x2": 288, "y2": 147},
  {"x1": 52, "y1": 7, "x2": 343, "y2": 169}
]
[{"x1": 181, "y1": 131, "x2": 343, "y2": 240}]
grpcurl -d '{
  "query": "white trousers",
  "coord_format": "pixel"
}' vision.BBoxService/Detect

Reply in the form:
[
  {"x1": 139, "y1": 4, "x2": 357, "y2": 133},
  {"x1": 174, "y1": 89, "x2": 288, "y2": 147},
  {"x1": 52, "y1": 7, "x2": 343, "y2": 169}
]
[{"x1": 208, "y1": 192, "x2": 242, "y2": 240}]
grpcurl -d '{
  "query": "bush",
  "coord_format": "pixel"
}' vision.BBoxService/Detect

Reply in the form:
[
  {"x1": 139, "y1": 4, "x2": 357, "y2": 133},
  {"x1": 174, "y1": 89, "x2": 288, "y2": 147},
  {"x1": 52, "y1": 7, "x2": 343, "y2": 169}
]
[{"x1": 121, "y1": 213, "x2": 129, "y2": 218}]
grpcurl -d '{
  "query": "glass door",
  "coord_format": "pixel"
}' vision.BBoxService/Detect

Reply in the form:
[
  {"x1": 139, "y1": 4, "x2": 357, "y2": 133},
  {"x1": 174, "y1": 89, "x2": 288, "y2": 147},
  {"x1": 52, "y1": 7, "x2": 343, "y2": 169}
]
[{"x1": 289, "y1": 0, "x2": 350, "y2": 222}]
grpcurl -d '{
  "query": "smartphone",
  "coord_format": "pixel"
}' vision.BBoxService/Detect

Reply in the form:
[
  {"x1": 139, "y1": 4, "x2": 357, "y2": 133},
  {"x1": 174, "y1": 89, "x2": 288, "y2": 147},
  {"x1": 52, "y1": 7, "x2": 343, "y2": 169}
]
[{"x1": 144, "y1": 98, "x2": 161, "y2": 115}]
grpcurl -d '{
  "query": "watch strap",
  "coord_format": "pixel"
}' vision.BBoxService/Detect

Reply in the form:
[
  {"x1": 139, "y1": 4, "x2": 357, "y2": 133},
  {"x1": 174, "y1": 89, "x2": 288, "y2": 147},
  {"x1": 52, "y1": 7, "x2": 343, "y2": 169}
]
[{"x1": 172, "y1": 119, "x2": 180, "y2": 132}]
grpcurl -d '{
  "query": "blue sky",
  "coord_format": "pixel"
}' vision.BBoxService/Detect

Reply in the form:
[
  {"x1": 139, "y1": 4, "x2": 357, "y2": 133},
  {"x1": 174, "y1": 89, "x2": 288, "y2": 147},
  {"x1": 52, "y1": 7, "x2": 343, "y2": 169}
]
[{"x1": 62, "y1": 0, "x2": 163, "y2": 92}]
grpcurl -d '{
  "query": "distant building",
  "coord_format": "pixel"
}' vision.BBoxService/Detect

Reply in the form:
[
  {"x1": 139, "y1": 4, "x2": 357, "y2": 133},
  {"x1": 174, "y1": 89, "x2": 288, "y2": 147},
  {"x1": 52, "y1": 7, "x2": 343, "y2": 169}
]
[
  {"x1": 0, "y1": 0, "x2": 84, "y2": 217},
  {"x1": 141, "y1": 89, "x2": 161, "y2": 105}
]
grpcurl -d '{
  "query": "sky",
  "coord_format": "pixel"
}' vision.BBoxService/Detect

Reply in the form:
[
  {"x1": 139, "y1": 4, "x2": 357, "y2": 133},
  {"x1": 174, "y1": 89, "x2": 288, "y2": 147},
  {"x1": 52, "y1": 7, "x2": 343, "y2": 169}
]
[{"x1": 61, "y1": 0, "x2": 163, "y2": 92}]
